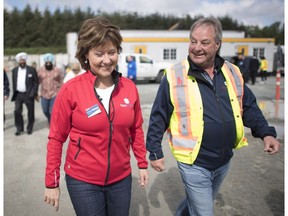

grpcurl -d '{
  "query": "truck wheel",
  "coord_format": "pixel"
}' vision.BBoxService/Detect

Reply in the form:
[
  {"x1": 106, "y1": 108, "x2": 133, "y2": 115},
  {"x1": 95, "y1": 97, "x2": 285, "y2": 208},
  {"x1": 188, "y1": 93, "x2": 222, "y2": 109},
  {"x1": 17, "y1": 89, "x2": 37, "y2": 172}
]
[{"x1": 156, "y1": 71, "x2": 164, "y2": 83}]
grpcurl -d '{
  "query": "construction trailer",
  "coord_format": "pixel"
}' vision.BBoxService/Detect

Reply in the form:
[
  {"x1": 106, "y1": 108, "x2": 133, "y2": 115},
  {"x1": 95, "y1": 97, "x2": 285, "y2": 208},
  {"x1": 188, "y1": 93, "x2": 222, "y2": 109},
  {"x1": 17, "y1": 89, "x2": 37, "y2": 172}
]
[{"x1": 66, "y1": 30, "x2": 275, "y2": 72}]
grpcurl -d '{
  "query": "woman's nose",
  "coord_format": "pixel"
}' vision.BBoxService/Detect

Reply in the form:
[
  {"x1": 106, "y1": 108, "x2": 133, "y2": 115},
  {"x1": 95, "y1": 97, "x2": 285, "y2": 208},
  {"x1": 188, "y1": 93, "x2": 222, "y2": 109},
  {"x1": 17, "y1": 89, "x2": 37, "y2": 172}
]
[{"x1": 103, "y1": 54, "x2": 111, "y2": 63}]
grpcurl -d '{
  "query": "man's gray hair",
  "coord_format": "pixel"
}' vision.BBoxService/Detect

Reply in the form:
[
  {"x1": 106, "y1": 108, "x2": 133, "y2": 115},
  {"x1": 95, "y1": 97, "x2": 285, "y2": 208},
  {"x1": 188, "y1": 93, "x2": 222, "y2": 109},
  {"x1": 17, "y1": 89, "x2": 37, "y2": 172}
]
[{"x1": 189, "y1": 16, "x2": 223, "y2": 44}]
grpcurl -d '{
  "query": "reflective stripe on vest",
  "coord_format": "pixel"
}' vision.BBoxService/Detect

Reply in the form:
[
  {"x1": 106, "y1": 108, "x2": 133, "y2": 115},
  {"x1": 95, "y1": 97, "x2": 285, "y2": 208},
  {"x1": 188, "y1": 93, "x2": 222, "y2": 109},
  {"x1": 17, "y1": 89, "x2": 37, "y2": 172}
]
[
  {"x1": 222, "y1": 61, "x2": 244, "y2": 115},
  {"x1": 166, "y1": 60, "x2": 248, "y2": 164},
  {"x1": 221, "y1": 61, "x2": 248, "y2": 149}
]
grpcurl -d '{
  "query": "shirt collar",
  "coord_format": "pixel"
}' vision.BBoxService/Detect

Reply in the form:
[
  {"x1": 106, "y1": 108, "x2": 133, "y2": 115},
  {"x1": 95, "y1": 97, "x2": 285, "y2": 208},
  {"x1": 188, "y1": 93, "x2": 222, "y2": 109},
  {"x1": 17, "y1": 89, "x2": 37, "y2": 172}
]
[{"x1": 187, "y1": 55, "x2": 225, "y2": 75}]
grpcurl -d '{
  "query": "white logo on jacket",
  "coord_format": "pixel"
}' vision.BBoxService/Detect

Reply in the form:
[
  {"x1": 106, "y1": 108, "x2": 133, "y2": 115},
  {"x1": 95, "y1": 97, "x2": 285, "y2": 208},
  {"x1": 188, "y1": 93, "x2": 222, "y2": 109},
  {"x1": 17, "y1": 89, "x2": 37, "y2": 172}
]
[{"x1": 120, "y1": 98, "x2": 133, "y2": 107}]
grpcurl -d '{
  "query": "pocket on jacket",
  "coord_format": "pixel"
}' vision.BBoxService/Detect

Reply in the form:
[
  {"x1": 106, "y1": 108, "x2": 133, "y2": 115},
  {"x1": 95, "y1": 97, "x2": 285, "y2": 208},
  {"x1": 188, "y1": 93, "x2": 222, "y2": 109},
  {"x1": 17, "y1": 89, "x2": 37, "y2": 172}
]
[{"x1": 74, "y1": 137, "x2": 82, "y2": 160}]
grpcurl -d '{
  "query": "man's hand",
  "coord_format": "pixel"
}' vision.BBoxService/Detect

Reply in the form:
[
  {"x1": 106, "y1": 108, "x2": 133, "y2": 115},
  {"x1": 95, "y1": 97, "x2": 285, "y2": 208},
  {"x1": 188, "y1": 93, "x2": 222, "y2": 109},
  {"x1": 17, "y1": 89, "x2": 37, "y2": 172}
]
[
  {"x1": 150, "y1": 158, "x2": 166, "y2": 172},
  {"x1": 263, "y1": 136, "x2": 280, "y2": 155},
  {"x1": 35, "y1": 95, "x2": 40, "y2": 102},
  {"x1": 44, "y1": 187, "x2": 60, "y2": 211}
]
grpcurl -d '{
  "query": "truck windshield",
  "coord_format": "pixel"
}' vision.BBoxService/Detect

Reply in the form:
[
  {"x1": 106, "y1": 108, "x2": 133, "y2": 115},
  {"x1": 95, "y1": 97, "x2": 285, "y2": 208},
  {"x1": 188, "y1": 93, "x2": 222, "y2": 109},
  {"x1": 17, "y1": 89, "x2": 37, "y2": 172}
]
[{"x1": 140, "y1": 56, "x2": 153, "y2": 64}]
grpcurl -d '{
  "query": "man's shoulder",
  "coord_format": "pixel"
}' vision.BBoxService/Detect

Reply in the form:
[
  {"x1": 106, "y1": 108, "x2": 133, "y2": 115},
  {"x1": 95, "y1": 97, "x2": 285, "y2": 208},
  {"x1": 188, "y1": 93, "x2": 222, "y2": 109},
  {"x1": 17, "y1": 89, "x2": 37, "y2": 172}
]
[
  {"x1": 170, "y1": 59, "x2": 188, "y2": 68},
  {"x1": 54, "y1": 66, "x2": 63, "y2": 73},
  {"x1": 26, "y1": 65, "x2": 37, "y2": 72}
]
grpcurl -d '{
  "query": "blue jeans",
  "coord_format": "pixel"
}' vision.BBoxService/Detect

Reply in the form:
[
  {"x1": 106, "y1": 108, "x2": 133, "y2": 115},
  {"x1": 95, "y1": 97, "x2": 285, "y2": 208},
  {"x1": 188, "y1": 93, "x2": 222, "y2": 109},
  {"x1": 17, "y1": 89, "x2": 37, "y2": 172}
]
[
  {"x1": 66, "y1": 174, "x2": 132, "y2": 216},
  {"x1": 41, "y1": 96, "x2": 56, "y2": 123},
  {"x1": 175, "y1": 161, "x2": 230, "y2": 216}
]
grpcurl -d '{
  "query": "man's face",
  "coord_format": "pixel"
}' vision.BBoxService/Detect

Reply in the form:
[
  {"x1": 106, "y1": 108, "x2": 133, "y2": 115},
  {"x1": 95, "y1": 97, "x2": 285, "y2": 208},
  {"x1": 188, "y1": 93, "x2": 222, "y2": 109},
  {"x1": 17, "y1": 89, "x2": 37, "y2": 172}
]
[
  {"x1": 45, "y1": 62, "x2": 53, "y2": 71},
  {"x1": 188, "y1": 24, "x2": 220, "y2": 69},
  {"x1": 71, "y1": 63, "x2": 81, "y2": 74},
  {"x1": 238, "y1": 54, "x2": 244, "y2": 60},
  {"x1": 18, "y1": 59, "x2": 26, "y2": 68}
]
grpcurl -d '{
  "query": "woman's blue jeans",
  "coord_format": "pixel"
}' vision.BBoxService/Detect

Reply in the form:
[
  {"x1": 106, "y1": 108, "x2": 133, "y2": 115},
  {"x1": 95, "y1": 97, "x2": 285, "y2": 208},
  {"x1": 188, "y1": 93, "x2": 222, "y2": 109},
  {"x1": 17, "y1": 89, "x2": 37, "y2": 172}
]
[
  {"x1": 66, "y1": 174, "x2": 132, "y2": 216},
  {"x1": 41, "y1": 96, "x2": 56, "y2": 123},
  {"x1": 175, "y1": 161, "x2": 230, "y2": 216}
]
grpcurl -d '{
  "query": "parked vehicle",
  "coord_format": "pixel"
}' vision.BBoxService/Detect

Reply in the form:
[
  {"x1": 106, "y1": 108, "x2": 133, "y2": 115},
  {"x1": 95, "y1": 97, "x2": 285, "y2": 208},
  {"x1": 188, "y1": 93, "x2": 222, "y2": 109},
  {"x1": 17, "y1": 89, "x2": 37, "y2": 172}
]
[
  {"x1": 277, "y1": 66, "x2": 284, "y2": 76},
  {"x1": 222, "y1": 55, "x2": 239, "y2": 65},
  {"x1": 117, "y1": 53, "x2": 172, "y2": 83}
]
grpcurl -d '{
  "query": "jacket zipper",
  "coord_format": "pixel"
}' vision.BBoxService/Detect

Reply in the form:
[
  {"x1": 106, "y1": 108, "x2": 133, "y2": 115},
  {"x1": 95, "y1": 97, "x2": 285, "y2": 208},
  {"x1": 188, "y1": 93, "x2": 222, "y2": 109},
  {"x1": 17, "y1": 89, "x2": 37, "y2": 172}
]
[
  {"x1": 104, "y1": 89, "x2": 116, "y2": 185},
  {"x1": 94, "y1": 86, "x2": 115, "y2": 185},
  {"x1": 213, "y1": 81, "x2": 227, "y2": 163},
  {"x1": 74, "y1": 137, "x2": 82, "y2": 160},
  {"x1": 104, "y1": 121, "x2": 113, "y2": 185},
  {"x1": 93, "y1": 75, "x2": 118, "y2": 185}
]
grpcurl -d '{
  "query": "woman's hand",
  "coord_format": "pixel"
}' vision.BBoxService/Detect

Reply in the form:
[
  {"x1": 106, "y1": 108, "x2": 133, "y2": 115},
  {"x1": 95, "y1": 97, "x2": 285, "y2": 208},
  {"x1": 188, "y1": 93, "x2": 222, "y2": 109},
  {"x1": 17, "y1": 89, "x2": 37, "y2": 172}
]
[
  {"x1": 138, "y1": 169, "x2": 149, "y2": 187},
  {"x1": 44, "y1": 187, "x2": 61, "y2": 211}
]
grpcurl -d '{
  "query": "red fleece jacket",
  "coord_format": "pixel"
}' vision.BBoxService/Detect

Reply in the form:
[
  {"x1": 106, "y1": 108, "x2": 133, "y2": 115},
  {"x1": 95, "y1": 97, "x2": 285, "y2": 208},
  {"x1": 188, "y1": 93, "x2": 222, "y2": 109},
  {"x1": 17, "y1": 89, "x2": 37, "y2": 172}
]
[{"x1": 45, "y1": 70, "x2": 148, "y2": 188}]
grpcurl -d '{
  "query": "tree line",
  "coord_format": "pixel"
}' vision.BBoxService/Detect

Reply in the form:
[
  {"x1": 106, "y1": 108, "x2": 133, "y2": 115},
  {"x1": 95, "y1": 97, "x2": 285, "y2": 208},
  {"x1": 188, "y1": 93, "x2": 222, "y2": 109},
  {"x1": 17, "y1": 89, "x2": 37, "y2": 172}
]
[{"x1": 4, "y1": 4, "x2": 284, "y2": 55}]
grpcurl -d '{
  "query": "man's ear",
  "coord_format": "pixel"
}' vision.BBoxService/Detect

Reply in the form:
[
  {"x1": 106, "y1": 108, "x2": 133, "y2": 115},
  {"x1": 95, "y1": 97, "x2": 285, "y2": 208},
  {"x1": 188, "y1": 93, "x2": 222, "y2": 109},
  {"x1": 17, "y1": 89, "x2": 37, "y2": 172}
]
[{"x1": 216, "y1": 41, "x2": 222, "y2": 54}]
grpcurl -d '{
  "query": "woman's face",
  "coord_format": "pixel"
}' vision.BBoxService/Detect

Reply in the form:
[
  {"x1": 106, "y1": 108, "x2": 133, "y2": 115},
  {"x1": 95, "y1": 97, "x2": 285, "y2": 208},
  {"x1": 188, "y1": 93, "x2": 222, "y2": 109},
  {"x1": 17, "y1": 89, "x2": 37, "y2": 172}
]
[{"x1": 86, "y1": 41, "x2": 118, "y2": 77}]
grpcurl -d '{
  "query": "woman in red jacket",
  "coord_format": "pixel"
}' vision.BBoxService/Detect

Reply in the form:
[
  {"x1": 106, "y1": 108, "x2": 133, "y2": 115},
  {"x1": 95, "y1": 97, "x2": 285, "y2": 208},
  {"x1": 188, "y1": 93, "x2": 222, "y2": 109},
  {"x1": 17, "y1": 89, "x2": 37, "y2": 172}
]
[{"x1": 44, "y1": 17, "x2": 149, "y2": 216}]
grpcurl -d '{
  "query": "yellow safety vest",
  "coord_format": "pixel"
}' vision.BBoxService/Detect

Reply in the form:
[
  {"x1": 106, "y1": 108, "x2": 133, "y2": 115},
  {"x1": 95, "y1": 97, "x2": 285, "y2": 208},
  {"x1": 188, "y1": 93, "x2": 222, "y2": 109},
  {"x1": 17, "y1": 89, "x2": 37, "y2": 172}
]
[
  {"x1": 260, "y1": 59, "x2": 268, "y2": 71},
  {"x1": 165, "y1": 60, "x2": 248, "y2": 164}
]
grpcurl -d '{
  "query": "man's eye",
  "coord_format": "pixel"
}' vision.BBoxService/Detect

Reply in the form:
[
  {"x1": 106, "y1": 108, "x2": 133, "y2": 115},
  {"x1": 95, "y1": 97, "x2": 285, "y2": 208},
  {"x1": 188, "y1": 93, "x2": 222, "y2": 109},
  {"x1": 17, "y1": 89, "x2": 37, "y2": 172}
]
[{"x1": 202, "y1": 41, "x2": 211, "y2": 45}]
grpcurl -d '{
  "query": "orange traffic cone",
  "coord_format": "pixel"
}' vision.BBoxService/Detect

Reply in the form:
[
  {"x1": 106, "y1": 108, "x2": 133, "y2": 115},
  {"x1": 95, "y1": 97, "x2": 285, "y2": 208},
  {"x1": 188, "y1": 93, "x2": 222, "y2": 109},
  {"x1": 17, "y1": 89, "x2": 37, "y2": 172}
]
[{"x1": 275, "y1": 69, "x2": 281, "y2": 100}]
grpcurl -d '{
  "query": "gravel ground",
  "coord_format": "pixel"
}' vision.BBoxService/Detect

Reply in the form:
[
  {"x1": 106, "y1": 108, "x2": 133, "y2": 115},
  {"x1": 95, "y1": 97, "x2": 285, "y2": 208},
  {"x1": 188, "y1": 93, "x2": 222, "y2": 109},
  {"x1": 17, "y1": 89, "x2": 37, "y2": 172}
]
[{"x1": 4, "y1": 75, "x2": 284, "y2": 216}]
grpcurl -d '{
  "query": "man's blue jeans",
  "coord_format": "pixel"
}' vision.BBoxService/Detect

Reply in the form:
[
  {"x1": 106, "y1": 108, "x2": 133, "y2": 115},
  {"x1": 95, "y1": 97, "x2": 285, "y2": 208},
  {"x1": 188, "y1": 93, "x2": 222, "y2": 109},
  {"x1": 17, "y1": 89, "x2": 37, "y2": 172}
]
[
  {"x1": 41, "y1": 96, "x2": 56, "y2": 123},
  {"x1": 175, "y1": 161, "x2": 230, "y2": 216},
  {"x1": 66, "y1": 174, "x2": 132, "y2": 216}
]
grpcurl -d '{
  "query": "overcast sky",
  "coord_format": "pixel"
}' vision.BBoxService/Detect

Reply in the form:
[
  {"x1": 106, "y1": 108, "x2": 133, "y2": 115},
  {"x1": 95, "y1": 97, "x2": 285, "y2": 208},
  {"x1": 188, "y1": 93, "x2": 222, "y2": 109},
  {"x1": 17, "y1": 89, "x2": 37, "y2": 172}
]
[{"x1": 3, "y1": 0, "x2": 284, "y2": 28}]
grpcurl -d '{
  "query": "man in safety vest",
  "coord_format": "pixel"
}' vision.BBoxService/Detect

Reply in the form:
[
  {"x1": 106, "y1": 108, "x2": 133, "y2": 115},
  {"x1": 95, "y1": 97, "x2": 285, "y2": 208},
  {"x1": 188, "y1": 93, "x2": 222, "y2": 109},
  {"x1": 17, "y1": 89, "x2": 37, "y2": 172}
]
[
  {"x1": 260, "y1": 55, "x2": 268, "y2": 83},
  {"x1": 146, "y1": 17, "x2": 280, "y2": 216}
]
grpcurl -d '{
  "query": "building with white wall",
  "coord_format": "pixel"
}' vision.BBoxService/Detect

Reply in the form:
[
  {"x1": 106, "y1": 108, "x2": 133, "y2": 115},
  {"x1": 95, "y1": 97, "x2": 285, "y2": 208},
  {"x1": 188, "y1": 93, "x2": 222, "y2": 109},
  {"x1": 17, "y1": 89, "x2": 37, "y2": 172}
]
[
  {"x1": 119, "y1": 30, "x2": 275, "y2": 72},
  {"x1": 65, "y1": 30, "x2": 275, "y2": 72}
]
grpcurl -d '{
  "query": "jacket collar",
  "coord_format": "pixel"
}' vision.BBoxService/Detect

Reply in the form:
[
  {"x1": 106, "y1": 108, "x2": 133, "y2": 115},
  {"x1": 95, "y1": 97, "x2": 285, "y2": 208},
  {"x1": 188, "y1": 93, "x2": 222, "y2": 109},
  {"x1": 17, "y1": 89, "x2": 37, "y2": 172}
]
[
  {"x1": 187, "y1": 55, "x2": 225, "y2": 80},
  {"x1": 87, "y1": 69, "x2": 122, "y2": 88}
]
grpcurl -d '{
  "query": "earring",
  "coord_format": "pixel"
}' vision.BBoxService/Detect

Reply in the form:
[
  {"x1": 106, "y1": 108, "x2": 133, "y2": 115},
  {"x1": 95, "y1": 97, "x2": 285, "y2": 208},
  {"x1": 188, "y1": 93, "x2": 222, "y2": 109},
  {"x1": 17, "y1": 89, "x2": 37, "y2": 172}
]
[{"x1": 85, "y1": 59, "x2": 88, "y2": 64}]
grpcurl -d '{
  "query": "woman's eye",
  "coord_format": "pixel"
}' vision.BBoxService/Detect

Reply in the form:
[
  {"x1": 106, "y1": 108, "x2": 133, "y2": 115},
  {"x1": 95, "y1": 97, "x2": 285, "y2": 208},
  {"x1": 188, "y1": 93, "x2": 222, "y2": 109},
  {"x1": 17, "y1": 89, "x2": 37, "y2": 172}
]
[{"x1": 109, "y1": 51, "x2": 116, "y2": 56}]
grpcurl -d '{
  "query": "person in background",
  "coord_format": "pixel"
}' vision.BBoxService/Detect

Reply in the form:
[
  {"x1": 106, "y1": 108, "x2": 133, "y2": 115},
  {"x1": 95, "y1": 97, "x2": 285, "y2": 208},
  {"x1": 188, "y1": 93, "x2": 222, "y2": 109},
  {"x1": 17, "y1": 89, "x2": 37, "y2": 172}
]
[
  {"x1": 31, "y1": 61, "x2": 37, "y2": 70},
  {"x1": 146, "y1": 16, "x2": 280, "y2": 216},
  {"x1": 259, "y1": 55, "x2": 268, "y2": 84},
  {"x1": 249, "y1": 55, "x2": 260, "y2": 85},
  {"x1": 4, "y1": 68, "x2": 10, "y2": 125},
  {"x1": 127, "y1": 55, "x2": 137, "y2": 82},
  {"x1": 44, "y1": 17, "x2": 149, "y2": 215},
  {"x1": 63, "y1": 62, "x2": 83, "y2": 83},
  {"x1": 37, "y1": 53, "x2": 64, "y2": 127},
  {"x1": 237, "y1": 52, "x2": 250, "y2": 83},
  {"x1": 11, "y1": 52, "x2": 39, "y2": 135}
]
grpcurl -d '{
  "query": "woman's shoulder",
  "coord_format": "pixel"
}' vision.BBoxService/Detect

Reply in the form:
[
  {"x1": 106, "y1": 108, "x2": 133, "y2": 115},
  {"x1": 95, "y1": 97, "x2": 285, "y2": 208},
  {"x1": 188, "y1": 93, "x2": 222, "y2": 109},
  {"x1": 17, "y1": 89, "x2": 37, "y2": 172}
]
[
  {"x1": 119, "y1": 76, "x2": 137, "y2": 86},
  {"x1": 62, "y1": 71, "x2": 92, "y2": 88}
]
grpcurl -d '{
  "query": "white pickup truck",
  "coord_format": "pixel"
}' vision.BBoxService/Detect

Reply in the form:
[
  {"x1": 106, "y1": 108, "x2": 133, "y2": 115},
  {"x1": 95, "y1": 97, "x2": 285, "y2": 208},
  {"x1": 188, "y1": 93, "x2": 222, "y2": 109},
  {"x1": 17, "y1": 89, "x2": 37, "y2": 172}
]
[{"x1": 117, "y1": 53, "x2": 172, "y2": 83}]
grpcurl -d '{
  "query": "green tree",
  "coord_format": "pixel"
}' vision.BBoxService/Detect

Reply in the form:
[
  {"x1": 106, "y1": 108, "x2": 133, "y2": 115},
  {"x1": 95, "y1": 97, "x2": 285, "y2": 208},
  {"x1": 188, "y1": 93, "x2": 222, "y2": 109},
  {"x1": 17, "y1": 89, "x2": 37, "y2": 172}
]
[
  {"x1": 4, "y1": 4, "x2": 284, "y2": 55},
  {"x1": 4, "y1": 7, "x2": 23, "y2": 48}
]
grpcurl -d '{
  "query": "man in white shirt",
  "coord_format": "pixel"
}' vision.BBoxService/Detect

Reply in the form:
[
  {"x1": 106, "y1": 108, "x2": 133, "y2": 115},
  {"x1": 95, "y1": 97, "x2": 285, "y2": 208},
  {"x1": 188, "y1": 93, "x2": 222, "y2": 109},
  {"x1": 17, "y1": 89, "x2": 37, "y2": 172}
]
[{"x1": 11, "y1": 52, "x2": 39, "y2": 135}]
